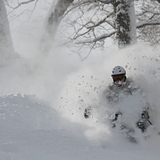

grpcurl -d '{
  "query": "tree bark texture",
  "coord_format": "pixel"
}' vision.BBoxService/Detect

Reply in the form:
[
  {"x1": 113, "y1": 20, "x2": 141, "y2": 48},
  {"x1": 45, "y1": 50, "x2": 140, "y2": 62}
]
[{"x1": 113, "y1": 0, "x2": 132, "y2": 47}]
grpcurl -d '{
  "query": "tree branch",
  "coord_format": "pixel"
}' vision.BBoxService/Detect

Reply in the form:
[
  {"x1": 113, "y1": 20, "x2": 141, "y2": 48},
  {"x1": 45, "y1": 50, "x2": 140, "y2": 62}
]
[
  {"x1": 7, "y1": 0, "x2": 38, "y2": 15},
  {"x1": 87, "y1": 12, "x2": 114, "y2": 29},
  {"x1": 77, "y1": 31, "x2": 116, "y2": 44},
  {"x1": 7, "y1": 0, "x2": 35, "y2": 10},
  {"x1": 137, "y1": 21, "x2": 160, "y2": 28},
  {"x1": 98, "y1": 0, "x2": 113, "y2": 4}
]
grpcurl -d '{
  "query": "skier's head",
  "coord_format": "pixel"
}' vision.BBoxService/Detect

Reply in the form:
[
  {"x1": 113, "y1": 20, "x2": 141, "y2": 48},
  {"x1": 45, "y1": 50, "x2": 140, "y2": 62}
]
[{"x1": 111, "y1": 66, "x2": 126, "y2": 86}]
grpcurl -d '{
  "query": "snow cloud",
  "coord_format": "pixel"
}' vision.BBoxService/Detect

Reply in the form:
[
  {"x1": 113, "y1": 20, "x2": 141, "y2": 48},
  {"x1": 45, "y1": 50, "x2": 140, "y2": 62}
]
[{"x1": 2, "y1": 8, "x2": 160, "y2": 145}]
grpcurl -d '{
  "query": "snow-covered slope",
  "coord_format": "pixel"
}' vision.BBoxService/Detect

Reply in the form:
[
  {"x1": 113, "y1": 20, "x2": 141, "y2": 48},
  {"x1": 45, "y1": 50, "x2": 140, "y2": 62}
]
[
  {"x1": 0, "y1": 43, "x2": 160, "y2": 159},
  {"x1": 0, "y1": 93, "x2": 160, "y2": 160}
]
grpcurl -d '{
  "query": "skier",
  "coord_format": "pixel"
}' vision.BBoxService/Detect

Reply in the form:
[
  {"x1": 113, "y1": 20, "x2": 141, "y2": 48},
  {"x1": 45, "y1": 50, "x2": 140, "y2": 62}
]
[{"x1": 84, "y1": 66, "x2": 152, "y2": 132}]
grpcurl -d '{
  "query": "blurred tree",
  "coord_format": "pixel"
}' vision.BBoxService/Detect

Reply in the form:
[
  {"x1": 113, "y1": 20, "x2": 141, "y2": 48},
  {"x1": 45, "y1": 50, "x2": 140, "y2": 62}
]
[
  {"x1": 46, "y1": 0, "x2": 74, "y2": 39},
  {"x1": 0, "y1": 0, "x2": 15, "y2": 65},
  {"x1": 40, "y1": 0, "x2": 74, "y2": 53}
]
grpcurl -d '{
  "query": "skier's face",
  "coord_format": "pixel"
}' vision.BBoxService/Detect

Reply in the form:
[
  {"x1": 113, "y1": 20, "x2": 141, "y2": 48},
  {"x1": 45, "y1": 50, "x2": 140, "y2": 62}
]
[{"x1": 112, "y1": 75, "x2": 126, "y2": 86}]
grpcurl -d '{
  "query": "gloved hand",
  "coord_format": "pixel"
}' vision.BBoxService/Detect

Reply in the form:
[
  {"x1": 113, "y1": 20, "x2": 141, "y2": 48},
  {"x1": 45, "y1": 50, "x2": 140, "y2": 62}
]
[
  {"x1": 141, "y1": 111, "x2": 150, "y2": 120},
  {"x1": 84, "y1": 108, "x2": 91, "y2": 119},
  {"x1": 137, "y1": 121, "x2": 146, "y2": 132},
  {"x1": 137, "y1": 111, "x2": 151, "y2": 132},
  {"x1": 110, "y1": 111, "x2": 122, "y2": 128},
  {"x1": 110, "y1": 111, "x2": 122, "y2": 121}
]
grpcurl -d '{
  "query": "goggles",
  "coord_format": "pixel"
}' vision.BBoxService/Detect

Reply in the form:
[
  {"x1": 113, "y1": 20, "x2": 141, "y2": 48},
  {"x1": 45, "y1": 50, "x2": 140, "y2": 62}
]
[{"x1": 112, "y1": 74, "x2": 125, "y2": 82}]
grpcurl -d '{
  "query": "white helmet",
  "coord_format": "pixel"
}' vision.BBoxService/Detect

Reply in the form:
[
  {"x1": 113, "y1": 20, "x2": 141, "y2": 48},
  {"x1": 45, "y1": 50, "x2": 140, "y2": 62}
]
[{"x1": 111, "y1": 66, "x2": 126, "y2": 76}]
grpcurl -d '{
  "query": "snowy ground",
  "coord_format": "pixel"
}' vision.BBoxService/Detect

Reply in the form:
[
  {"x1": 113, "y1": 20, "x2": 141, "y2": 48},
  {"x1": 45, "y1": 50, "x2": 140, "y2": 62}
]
[
  {"x1": 0, "y1": 43, "x2": 160, "y2": 159},
  {"x1": 0, "y1": 94, "x2": 160, "y2": 160}
]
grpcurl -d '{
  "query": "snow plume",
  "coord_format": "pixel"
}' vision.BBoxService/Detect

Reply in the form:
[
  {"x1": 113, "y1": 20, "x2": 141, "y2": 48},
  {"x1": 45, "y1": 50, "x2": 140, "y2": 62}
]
[
  {"x1": 1, "y1": 17, "x2": 160, "y2": 146},
  {"x1": 57, "y1": 43, "x2": 160, "y2": 144}
]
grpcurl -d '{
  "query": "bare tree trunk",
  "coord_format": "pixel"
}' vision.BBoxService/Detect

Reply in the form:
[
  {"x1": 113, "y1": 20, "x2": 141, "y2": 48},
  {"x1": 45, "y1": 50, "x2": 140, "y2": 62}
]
[
  {"x1": 0, "y1": 0, "x2": 15, "y2": 65},
  {"x1": 113, "y1": 0, "x2": 136, "y2": 48},
  {"x1": 47, "y1": 0, "x2": 74, "y2": 38},
  {"x1": 40, "y1": 0, "x2": 74, "y2": 53}
]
